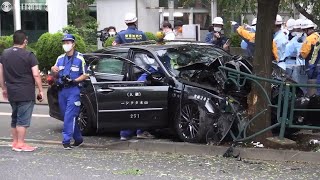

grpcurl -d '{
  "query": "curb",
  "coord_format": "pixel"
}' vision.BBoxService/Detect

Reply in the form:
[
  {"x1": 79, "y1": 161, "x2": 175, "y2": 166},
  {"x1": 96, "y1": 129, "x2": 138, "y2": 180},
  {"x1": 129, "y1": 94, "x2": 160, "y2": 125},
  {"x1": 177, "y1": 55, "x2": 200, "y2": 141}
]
[{"x1": 1, "y1": 138, "x2": 319, "y2": 164}]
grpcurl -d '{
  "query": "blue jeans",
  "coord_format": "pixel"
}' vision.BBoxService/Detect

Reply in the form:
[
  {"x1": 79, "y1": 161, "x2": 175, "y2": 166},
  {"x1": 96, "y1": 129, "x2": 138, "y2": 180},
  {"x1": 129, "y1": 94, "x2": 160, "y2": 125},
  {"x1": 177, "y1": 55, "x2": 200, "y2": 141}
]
[{"x1": 10, "y1": 101, "x2": 35, "y2": 128}]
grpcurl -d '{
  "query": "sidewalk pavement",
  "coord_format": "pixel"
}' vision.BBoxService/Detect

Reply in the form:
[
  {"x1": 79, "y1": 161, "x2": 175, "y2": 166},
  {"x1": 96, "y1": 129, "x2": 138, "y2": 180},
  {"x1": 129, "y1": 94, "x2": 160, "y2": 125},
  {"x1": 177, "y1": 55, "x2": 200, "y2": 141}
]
[
  {"x1": 1, "y1": 137, "x2": 319, "y2": 164},
  {"x1": 0, "y1": 86, "x2": 48, "y2": 105}
]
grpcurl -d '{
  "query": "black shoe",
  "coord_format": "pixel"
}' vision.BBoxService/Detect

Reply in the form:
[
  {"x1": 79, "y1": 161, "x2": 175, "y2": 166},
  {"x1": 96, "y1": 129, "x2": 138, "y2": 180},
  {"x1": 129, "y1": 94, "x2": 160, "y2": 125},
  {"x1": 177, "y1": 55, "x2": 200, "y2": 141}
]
[
  {"x1": 63, "y1": 144, "x2": 72, "y2": 150},
  {"x1": 71, "y1": 140, "x2": 83, "y2": 147}
]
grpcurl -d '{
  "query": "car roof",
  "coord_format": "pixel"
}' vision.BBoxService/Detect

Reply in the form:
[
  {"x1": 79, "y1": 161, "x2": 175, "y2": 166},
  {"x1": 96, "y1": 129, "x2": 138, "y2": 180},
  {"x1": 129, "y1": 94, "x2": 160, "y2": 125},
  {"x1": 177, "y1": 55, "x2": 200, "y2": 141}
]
[{"x1": 95, "y1": 41, "x2": 229, "y2": 54}]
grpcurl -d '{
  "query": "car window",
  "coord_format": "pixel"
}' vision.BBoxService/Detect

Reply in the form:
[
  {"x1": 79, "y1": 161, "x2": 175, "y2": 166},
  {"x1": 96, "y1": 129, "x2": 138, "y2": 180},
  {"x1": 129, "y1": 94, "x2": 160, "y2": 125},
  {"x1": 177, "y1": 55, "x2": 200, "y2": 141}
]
[
  {"x1": 156, "y1": 45, "x2": 231, "y2": 76},
  {"x1": 96, "y1": 58, "x2": 124, "y2": 75},
  {"x1": 133, "y1": 53, "x2": 159, "y2": 71}
]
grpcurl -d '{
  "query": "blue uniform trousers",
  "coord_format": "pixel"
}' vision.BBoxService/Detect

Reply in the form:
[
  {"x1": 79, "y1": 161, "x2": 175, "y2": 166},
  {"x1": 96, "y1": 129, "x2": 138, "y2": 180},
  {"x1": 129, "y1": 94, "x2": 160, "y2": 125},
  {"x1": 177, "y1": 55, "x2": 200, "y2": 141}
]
[
  {"x1": 120, "y1": 67, "x2": 161, "y2": 138},
  {"x1": 58, "y1": 86, "x2": 83, "y2": 144},
  {"x1": 119, "y1": 74, "x2": 147, "y2": 138}
]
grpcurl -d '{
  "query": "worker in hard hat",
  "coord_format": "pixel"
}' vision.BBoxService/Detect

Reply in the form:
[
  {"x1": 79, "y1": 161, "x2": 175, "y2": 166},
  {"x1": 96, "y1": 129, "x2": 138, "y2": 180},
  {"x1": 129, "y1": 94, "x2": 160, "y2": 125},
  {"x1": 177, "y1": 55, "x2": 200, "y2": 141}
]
[
  {"x1": 283, "y1": 19, "x2": 308, "y2": 84},
  {"x1": 205, "y1": 17, "x2": 230, "y2": 51},
  {"x1": 112, "y1": 13, "x2": 147, "y2": 46},
  {"x1": 299, "y1": 19, "x2": 320, "y2": 79},
  {"x1": 274, "y1": 15, "x2": 289, "y2": 68},
  {"x1": 284, "y1": 19, "x2": 305, "y2": 64},
  {"x1": 240, "y1": 18, "x2": 257, "y2": 56},
  {"x1": 286, "y1": 18, "x2": 296, "y2": 41}
]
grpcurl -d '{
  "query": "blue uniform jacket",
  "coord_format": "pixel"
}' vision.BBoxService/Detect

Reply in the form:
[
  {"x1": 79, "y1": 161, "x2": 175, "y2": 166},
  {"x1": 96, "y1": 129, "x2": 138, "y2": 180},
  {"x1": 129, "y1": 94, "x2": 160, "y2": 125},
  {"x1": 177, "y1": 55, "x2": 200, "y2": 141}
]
[
  {"x1": 54, "y1": 51, "x2": 87, "y2": 84},
  {"x1": 274, "y1": 30, "x2": 288, "y2": 61},
  {"x1": 284, "y1": 36, "x2": 304, "y2": 59},
  {"x1": 115, "y1": 26, "x2": 147, "y2": 44},
  {"x1": 204, "y1": 31, "x2": 228, "y2": 48}
]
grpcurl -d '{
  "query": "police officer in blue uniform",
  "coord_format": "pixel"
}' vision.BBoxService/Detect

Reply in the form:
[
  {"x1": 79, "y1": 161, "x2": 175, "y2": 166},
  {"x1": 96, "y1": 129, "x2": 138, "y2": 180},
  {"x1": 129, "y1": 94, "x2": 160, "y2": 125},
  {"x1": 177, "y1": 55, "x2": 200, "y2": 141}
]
[
  {"x1": 51, "y1": 34, "x2": 88, "y2": 150},
  {"x1": 112, "y1": 13, "x2": 147, "y2": 46},
  {"x1": 112, "y1": 13, "x2": 154, "y2": 140}
]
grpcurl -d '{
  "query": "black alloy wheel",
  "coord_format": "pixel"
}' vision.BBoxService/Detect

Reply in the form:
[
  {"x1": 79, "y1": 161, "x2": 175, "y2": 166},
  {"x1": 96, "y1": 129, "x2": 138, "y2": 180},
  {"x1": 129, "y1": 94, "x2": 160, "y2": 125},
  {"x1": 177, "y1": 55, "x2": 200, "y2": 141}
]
[
  {"x1": 175, "y1": 103, "x2": 206, "y2": 143},
  {"x1": 77, "y1": 101, "x2": 94, "y2": 136}
]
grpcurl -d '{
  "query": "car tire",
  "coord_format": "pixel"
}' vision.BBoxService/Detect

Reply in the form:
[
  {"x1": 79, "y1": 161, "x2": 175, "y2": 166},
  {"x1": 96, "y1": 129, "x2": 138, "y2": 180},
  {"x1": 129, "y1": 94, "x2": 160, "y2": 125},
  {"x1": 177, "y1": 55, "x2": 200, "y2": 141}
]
[
  {"x1": 78, "y1": 100, "x2": 95, "y2": 136},
  {"x1": 174, "y1": 102, "x2": 207, "y2": 143}
]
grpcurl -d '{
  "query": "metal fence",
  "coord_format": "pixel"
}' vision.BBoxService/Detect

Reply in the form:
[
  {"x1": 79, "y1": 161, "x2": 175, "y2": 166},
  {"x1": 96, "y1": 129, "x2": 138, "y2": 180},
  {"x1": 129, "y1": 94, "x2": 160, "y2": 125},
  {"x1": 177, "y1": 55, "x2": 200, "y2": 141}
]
[{"x1": 218, "y1": 65, "x2": 320, "y2": 142}]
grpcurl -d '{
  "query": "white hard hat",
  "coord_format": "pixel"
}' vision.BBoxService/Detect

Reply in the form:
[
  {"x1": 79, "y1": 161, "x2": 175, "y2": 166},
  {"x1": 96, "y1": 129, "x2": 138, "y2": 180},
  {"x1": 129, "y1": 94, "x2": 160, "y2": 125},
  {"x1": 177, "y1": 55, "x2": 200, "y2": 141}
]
[
  {"x1": 124, "y1": 13, "x2": 137, "y2": 24},
  {"x1": 251, "y1": 18, "x2": 257, "y2": 26},
  {"x1": 294, "y1": 19, "x2": 303, "y2": 29},
  {"x1": 212, "y1": 17, "x2": 224, "y2": 25},
  {"x1": 286, "y1": 19, "x2": 295, "y2": 31},
  {"x1": 275, "y1": 15, "x2": 283, "y2": 25},
  {"x1": 301, "y1": 19, "x2": 315, "y2": 29}
]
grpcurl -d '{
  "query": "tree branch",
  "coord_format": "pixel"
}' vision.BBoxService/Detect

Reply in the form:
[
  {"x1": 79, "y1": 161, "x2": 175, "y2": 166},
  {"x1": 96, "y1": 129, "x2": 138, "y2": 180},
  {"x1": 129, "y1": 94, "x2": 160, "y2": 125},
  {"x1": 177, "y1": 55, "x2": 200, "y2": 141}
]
[{"x1": 294, "y1": 2, "x2": 320, "y2": 26}]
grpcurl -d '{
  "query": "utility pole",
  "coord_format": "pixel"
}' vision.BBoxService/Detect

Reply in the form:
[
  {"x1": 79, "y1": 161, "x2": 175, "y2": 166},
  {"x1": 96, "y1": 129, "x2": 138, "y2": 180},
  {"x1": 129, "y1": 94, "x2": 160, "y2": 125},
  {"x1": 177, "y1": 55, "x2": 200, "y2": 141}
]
[
  {"x1": 168, "y1": 0, "x2": 174, "y2": 26},
  {"x1": 211, "y1": 0, "x2": 217, "y2": 22},
  {"x1": 13, "y1": 0, "x2": 21, "y2": 31}
]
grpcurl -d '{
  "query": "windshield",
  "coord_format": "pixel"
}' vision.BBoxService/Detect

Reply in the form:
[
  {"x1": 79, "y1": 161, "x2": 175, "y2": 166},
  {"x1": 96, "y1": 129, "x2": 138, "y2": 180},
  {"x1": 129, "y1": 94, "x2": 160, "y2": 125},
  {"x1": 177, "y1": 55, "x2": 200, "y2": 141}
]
[{"x1": 156, "y1": 45, "x2": 231, "y2": 76}]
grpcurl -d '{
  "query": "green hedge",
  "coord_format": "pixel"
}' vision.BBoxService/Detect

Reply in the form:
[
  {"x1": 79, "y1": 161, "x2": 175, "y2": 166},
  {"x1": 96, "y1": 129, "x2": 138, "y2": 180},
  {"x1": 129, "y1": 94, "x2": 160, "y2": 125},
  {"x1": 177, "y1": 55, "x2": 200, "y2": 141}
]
[
  {"x1": 104, "y1": 37, "x2": 115, "y2": 47},
  {"x1": 145, "y1": 32, "x2": 158, "y2": 41},
  {"x1": 36, "y1": 32, "x2": 86, "y2": 71}
]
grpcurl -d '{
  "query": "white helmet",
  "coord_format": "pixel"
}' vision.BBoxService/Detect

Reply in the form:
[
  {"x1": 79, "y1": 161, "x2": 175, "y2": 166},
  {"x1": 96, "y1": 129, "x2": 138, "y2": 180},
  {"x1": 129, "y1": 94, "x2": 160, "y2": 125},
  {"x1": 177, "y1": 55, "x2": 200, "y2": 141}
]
[
  {"x1": 124, "y1": 13, "x2": 137, "y2": 24},
  {"x1": 251, "y1": 18, "x2": 257, "y2": 26},
  {"x1": 301, "y1": 19, "x2": 315, "y2": 29},
  {"x1": 286, "y1": 19, "x2": 295, "y2": 31},
  {"x1": 294, "y1": 19, "x2": 303, "y2": 29},
  {"x1": 275, "y1": 15, "x2": 283, "y2": 25},
  {"x1": 212, "y1": 17, "x2": 224, "y2": 25}
]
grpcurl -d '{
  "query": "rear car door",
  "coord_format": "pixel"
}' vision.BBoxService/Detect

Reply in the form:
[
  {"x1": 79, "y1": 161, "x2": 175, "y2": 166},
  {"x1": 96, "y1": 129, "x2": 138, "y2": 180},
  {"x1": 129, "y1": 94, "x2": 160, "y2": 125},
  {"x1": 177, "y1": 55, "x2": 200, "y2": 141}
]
[{"x1": 90, "y1": 54, "x2": 169, "y2": 131}]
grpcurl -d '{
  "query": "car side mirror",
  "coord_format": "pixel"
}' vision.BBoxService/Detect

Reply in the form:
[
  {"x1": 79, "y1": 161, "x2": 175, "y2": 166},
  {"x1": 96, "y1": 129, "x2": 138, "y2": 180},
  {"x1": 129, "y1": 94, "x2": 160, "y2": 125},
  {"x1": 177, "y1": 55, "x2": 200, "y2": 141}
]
[{"x1": 87, "y1": 65, "x2": 97, "y2": 75}]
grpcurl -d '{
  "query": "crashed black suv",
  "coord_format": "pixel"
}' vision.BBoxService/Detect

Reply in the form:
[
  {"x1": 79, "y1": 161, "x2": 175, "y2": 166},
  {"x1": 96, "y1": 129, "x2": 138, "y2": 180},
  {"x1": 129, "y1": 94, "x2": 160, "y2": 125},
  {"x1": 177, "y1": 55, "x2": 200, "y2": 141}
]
[{"x1": 48, "y1": 42, "x2": 238, "y2": 143}]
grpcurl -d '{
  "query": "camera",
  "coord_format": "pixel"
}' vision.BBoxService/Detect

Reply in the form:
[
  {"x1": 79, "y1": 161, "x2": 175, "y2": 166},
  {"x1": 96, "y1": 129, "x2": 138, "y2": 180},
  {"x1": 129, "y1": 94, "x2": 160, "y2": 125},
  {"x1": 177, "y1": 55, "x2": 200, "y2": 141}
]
[
  {"x1": 97, "y1": 29, "x2": 109, "y2": 42},
  {"x1": 61, "y1": 75, "x2": 73, "y2": 85}
]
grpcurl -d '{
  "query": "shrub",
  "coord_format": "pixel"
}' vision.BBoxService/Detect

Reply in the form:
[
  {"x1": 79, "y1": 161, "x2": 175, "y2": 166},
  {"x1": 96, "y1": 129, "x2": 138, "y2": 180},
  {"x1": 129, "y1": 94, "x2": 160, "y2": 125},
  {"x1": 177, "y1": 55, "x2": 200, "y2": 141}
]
[
  {"x1": 36, "y1": 32, "x2": 86, "y2": 71},
  {"x1": 230, "y1": 33, "x2": 241, "y2": 47},
  {"x1": 62, "y1": 25, "x2": 79, "y2": 35},
  {"x1": 0, "y1": 40, "x2": 10, "y2": 54},
  {"x1": 104, "y1": 37, "x2": 115, "y2": 47},
  {"x1": 144, "y1": 32, "x2": 158, "y2": 41},
  {"x1": 86, "y1": 45, "x2": 98, "y2": 52},
  {"x1": 0, "y1": 35, "x2": 13, "y2": 46}
]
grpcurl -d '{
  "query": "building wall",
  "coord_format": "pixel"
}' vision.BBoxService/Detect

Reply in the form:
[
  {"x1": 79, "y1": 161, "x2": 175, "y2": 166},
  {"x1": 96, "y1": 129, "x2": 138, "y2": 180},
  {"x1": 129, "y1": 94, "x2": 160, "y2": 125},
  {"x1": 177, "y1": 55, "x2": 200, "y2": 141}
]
[
  {"x1": 96, "y1": 0, "x2": 159, "y2": 33},
  {"x1": 47, "y1": 0, "x2": 67, "y2": 33},
  {"x1": 96, "y1": 0, "x2": 136, "y2": 32},
  {"x1": 137, "y1": 0, "x2": 159, "y2": 33}
]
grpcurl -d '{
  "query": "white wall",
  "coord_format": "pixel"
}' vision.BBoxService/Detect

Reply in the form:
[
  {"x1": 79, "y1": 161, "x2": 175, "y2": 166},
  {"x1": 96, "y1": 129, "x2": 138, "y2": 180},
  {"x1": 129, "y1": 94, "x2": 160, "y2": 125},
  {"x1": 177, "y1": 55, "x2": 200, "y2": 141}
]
[
  {"x1": 47, "y1": 0, "x2": 68, "y2": 33},
  {"x1": 96, "y1": 0, "x2": 136, "y2": 32},
  {"x1": 137, "y1": 0, "x2": 159, "y2": 33},
  {"x1": 96, "y1": 0, "x2": 159, "y2": 33}
]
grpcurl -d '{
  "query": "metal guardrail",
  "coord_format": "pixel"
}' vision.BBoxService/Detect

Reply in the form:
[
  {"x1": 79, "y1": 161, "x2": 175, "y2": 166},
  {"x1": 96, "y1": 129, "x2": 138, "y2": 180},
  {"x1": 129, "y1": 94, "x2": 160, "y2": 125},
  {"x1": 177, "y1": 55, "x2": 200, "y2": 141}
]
[{"x1": 218, "y1": 66, "x2": 320, "y2": 142}]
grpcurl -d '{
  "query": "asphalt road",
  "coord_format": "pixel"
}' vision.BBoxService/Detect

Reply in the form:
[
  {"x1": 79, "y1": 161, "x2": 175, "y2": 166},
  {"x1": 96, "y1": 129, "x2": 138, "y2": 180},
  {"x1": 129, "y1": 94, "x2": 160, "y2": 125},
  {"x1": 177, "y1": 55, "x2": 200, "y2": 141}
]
[
  {"x1": 0, "y1": 103, "x2": 123, "y2": 145},
  {"x1": 1, "y1": 142, "x2": 320, "y2": 180}
]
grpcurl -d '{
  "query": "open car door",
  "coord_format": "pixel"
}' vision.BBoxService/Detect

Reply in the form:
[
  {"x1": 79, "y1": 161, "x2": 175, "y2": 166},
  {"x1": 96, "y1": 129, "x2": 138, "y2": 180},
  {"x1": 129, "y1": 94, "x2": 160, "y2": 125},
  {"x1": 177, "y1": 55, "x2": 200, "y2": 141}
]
[{"x1": 88, "y1": 54, "x2": 169, "y2": 132}]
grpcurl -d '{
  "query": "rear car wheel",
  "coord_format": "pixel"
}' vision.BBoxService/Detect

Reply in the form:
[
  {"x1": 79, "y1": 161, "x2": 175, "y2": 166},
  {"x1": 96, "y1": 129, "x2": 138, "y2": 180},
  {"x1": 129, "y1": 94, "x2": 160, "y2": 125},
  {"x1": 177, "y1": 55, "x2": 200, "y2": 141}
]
[
  {"x1": 174, "y1": 103, "x2": 207, "y2": 143},
  {"x1": 78, "y1": 100, "x2": 95, "y2": 136}
]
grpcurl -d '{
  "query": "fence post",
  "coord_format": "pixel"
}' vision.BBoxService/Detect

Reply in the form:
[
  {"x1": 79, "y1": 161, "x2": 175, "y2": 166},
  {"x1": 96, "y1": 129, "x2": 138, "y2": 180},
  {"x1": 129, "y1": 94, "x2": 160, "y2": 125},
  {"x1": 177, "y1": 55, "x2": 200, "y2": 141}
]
[{"x1": 279, "y1": 84, "x2": 290, "y2": 139}]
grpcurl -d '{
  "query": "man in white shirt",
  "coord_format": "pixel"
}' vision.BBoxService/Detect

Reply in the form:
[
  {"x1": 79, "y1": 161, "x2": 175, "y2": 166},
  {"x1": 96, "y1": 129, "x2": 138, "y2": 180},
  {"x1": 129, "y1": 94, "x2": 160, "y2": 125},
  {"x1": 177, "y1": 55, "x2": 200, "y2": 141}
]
[{"x1": 162, "y1": 21, "x2": 176, "y2": 40}]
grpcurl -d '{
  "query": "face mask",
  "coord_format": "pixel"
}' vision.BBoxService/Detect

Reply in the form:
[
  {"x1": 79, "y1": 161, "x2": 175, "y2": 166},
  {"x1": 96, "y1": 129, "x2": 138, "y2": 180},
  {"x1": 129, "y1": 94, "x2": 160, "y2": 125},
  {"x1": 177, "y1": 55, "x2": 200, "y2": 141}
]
[
  {"x1": 296, "y1": 32, "x2": 303, "y2": 37},
  {"x1": 214, "y1": 27, "x2": 222, "y2": 32},
  {"x1": 63, "y1": 44, "x2": 73, "y2": 52},
  {"x1": 109, "y1": 32, "x2": 116, "y2": 36}
]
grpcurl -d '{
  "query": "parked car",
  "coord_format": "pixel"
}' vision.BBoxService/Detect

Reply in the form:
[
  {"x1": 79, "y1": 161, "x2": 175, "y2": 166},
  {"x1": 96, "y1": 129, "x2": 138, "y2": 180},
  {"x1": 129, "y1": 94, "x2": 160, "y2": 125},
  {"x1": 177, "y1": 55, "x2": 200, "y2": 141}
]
[{"x1": 48, "y1": 41, "x2": 238, "y2": 143}]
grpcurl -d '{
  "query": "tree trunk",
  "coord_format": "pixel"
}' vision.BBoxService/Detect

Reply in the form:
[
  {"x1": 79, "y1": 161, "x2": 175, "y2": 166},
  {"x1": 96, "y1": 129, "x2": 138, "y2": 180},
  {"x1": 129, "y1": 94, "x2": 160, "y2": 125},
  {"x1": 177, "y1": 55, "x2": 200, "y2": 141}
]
[{"x1": 247, "y1": 0, "x2": 280, "y2": 142}]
